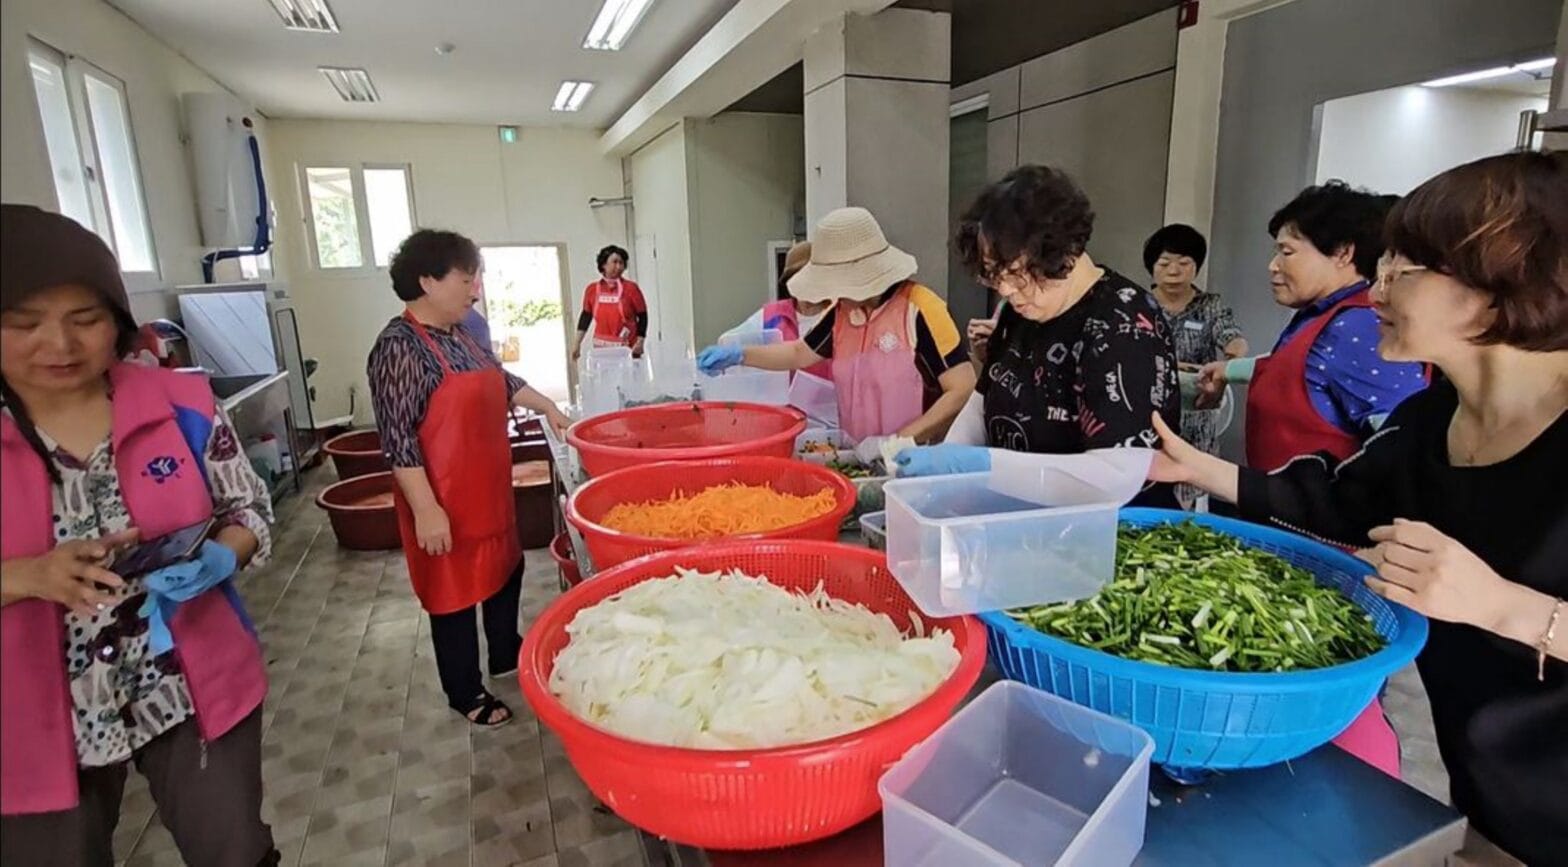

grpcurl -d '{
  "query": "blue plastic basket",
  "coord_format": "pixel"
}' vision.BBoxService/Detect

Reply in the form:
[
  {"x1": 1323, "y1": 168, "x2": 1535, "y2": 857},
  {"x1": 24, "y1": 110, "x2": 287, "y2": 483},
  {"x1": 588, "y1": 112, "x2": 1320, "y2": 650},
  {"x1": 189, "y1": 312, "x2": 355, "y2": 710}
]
[{"x1": 980, "y1": 508, "x2": 1428, "y2": 770}]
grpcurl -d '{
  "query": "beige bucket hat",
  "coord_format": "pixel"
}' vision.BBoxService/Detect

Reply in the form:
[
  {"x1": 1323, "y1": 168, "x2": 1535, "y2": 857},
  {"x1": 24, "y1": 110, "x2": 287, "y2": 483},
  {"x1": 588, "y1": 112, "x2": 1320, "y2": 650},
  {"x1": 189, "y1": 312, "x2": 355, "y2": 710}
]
[{"x1": 786, "y1": 207, "x2": 917, "y2": 304}]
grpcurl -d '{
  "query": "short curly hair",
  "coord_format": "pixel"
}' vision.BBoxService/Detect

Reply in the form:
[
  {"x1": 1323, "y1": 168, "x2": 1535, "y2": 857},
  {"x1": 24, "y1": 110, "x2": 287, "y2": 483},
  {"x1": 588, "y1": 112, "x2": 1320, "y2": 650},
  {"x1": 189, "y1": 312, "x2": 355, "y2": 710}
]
[
  {"x1": 389, "y1": 229, "x2": 480, "y2": 302},
  {"x1": 1268, "y1": 181, "x2": 1395, "y2": 281},
  {"x1": 955, "y1": 165, "x2": 1095, "y2": 284},
  {"x1": 596, "y1": 245, "x2": 630, "y2": 274},
  {"x1": 1385, "y1": 151, "x2": 1566, "y2": 352},
  {"x1": 1142, "y1": 224, "x2": 1208, "y2": 274}
]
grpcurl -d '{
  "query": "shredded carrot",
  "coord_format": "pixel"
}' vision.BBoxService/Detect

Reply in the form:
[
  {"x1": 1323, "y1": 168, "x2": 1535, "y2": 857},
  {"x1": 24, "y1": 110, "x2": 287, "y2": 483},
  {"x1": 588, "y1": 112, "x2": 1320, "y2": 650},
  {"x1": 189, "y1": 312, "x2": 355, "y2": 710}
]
[{"x1": 600, "y1": 483, "x2": 837, "y2": 540}]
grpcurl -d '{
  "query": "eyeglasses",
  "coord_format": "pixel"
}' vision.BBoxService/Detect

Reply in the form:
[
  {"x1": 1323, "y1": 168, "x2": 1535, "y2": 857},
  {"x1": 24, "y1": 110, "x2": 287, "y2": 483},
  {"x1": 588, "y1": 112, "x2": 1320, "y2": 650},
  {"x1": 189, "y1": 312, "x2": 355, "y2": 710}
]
[{"x1": 1375, "y1": 254, "x2": 1429, "y2": 292}]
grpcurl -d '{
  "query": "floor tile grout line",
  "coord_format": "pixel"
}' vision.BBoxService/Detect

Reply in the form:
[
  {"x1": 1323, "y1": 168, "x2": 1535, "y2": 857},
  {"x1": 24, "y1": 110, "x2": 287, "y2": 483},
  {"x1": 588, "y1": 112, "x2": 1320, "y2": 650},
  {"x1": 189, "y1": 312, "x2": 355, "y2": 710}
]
[{"x1": 382, "y1": 580, "x2": 423, "y2": 867}]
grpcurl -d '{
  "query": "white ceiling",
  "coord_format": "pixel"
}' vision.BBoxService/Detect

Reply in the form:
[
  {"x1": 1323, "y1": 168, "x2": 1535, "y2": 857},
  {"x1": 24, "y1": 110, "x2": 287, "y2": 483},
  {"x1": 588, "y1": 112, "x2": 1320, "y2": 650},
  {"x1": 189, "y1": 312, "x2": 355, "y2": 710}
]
[{"x1": 107, "y1": 0, "x2": 741, "y2": 126}]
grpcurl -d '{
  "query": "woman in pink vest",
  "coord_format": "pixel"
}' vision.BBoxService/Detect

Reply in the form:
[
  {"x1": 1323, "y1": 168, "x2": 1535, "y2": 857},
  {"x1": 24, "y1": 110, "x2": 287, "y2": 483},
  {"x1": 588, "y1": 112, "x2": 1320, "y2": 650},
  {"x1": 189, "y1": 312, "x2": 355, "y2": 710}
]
[
  {"x1": 0, "y1": 206, "x2": 277, "y2": 866},
  {"x1": 698, "y1": 208, "x2": 976, "y2": 449},
  {"x1": 718, "y1": 241, "x2": 834, "y2": 381}
]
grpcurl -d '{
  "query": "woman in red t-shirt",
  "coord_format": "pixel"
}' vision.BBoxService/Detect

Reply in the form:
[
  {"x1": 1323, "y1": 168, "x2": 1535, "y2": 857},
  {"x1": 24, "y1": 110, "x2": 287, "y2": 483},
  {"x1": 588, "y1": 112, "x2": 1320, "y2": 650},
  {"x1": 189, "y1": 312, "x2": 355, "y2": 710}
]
[{"x1": 570, "y1": 245, "x2": 648, "y2": 361}]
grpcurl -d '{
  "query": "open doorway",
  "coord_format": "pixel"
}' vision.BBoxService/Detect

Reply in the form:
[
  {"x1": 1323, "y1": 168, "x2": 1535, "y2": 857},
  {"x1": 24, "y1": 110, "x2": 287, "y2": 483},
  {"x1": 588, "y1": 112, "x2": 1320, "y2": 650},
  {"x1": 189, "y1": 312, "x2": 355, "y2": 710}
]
[
  {"x1": 479, "y1": 244, "x2": 571, "y2": 404},
  {"x1": 1312, "y1": 67, "x2": 1550, "y2": 195}
]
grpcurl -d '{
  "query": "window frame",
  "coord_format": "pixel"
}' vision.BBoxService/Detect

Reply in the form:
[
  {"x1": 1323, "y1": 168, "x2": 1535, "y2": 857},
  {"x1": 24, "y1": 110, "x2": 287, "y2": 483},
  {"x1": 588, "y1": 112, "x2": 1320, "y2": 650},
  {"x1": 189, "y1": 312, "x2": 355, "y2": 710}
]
[
  {"x1": 26, "y1": 39, "x2": 160, "y2": 283},
  {"x1": 298, "y1": 162, "x2": 416, "y2": 274}
]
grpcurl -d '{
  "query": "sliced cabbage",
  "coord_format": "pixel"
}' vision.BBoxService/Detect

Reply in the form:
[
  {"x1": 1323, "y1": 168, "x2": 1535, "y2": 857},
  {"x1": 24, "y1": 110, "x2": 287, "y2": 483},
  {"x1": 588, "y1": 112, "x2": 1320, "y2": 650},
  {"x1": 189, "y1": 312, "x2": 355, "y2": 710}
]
[{"x1": 548, "y1": 568, "x2": 961, "y2": 749}]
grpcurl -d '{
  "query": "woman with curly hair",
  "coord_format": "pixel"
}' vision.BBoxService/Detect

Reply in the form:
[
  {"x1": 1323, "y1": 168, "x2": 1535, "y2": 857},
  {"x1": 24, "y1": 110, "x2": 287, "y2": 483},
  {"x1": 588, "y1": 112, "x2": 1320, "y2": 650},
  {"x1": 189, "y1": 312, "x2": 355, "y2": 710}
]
[{"x1": 895, "y1": 165, "x2": 1181, "y2": 508}]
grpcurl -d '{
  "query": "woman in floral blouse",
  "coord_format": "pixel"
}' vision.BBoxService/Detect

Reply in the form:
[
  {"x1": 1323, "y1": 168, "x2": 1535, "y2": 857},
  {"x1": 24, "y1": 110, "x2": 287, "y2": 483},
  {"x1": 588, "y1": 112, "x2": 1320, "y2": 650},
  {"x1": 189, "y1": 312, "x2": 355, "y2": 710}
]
[{"x1": 0, "y1": 205, "x2": 277, "y2": 866}]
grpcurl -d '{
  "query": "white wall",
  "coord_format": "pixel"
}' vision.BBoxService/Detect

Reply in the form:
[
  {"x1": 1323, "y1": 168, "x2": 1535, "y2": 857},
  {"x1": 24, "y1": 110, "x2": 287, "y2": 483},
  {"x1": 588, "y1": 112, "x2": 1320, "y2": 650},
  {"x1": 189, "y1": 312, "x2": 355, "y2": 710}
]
[
  {"x1": 687, "y1": 112, "x2": 804, "y2": 345},
  {"x1": 626, "y1": 123, "x2": 697, "y2": 348},
  {"x1": 1315, "y1": 85, "x2": 1549, "y2": 194},
  {"x1": 263, "y1": 120, "x2": 627, "y2": 423},
  {"x1": 1, "y1": 0, "x2": 254, "y2": 318}
]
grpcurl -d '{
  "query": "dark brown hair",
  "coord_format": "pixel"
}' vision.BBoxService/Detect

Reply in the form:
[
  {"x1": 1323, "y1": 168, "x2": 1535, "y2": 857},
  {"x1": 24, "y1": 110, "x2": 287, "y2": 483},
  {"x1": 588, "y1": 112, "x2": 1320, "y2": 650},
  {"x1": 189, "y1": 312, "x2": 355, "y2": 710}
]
[
  {"x1": 955, "y1": 165, "x2": 1095, "y2": 284},
  {"x1": 1385, "y1": 151, "x2": 1567, "y2": 352},
  {"x1": 388, "y1": 229, "x2": 481, "y2": 302},
  {"x1": 1268, "y1": 181, "x2": 1395, "y2": 281}
]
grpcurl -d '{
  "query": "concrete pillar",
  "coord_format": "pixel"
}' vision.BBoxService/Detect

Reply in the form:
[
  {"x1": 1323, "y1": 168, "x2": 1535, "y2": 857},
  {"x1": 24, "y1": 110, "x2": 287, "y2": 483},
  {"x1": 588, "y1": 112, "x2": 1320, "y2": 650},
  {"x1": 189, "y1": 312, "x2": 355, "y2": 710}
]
[{"x1": 804, "y1": 7, "x2": 952, "y2": 296}]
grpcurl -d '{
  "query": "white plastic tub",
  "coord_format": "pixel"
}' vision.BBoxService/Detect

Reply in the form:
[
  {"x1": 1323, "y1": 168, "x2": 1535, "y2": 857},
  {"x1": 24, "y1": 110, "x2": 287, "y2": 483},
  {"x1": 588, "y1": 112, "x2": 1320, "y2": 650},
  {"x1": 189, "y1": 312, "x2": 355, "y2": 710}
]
[
  {"x1": 698, "y1": 368, "x2": 790, "y2": 405},
  {"x1": 879, "y1": 681, "x2": 1154, "y2": 867},
  {"x1": 882, "y1": 473, "x2": 1117, "y2": 617}
]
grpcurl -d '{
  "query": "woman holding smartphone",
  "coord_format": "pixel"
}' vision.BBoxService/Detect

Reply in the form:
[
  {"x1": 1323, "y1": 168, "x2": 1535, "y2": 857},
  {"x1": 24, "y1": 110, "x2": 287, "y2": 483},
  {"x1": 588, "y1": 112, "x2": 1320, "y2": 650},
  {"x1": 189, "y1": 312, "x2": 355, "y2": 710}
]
[{"x1": 0, "y1": 206, "x2": 278, "y2": 865}]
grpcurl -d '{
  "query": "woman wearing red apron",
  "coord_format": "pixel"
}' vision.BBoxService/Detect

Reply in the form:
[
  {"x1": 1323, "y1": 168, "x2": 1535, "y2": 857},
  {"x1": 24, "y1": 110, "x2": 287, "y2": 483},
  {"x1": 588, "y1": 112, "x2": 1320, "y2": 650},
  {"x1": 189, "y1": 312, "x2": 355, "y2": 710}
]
[
  {"x1": 1196, "y1": 184, "x2": 1429, "y2": 778},
  {"x1": 569, "y1": 245, "x2": 648, "y2": 363},
  {"x1": 697, "y1": 209, "x2": 975, "y2": 448},
  {"x1": 367, "y1": 230, "x2": 569, "y2": 726}
]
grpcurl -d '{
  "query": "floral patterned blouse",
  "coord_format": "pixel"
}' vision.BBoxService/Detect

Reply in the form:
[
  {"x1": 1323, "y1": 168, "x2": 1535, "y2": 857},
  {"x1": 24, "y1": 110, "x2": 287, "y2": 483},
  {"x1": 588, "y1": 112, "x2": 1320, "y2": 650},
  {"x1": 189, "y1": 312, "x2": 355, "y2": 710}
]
[{"x1": 25, "y1": 405, "x2": 273, "y2": 767}]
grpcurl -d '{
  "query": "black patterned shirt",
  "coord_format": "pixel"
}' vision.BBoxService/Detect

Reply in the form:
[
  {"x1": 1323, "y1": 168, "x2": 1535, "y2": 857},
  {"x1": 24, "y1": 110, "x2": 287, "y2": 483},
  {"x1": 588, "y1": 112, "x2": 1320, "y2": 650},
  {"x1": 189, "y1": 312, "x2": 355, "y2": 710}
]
[{"x1": 366, "y1": 317, "x2": 527, "y2": 468}]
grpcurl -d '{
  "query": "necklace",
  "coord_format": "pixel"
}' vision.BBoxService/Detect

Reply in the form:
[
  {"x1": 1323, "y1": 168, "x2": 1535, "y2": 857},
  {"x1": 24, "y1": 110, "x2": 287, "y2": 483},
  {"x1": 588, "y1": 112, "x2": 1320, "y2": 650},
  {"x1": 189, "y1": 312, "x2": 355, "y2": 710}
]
[{"x1": 1448, "y1": 373, "x2": 1568, "y2": 466}]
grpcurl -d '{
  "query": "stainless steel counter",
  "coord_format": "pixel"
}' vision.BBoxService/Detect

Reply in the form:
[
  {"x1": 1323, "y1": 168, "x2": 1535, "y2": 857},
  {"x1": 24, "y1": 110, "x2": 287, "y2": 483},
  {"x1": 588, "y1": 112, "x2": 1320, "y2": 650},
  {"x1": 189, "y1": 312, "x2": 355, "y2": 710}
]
[
  {"x1": 545, "y1": 451, "x2": 1465, "y2": 866},
  {"x1": 212, "y1": 371, "x2": 302, "y2": 498}
]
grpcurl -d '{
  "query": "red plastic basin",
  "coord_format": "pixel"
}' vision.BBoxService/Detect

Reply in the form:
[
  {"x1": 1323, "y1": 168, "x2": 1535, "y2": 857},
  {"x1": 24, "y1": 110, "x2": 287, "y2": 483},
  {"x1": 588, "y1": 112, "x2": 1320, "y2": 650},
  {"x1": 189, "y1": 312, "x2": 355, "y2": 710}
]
[
  {"x1": 316, "y1": 471, "x2": 401, "y2": 550},
  {"x1": 323, "y1": 429, "x2": 388, "y2": 480},
  {"x1": 566, "y1": 402, "x2": 806, "y2": 478}
]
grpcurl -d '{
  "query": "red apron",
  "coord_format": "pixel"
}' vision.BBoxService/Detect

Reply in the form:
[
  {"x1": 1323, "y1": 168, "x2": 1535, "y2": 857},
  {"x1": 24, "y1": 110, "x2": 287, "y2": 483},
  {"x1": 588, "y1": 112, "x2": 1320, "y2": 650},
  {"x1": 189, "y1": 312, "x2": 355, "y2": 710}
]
[
  {"x1": 1245, "y1": 289, "x2": 1373, "y2": 472},
  {"x1": 1244, "y1": 287, "x2": 1401, "y2": 778},
  {"x1": 392, "y1": 313, "x2": 520, "y2": 615}
]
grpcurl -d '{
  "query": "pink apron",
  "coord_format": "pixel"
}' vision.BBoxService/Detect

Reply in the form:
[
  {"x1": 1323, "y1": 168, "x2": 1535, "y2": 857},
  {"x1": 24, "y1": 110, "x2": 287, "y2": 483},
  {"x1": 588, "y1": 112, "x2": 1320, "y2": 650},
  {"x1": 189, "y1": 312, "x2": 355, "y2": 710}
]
[{"x1": 831, "y1": 284, "x2": 925, "y2": 442}]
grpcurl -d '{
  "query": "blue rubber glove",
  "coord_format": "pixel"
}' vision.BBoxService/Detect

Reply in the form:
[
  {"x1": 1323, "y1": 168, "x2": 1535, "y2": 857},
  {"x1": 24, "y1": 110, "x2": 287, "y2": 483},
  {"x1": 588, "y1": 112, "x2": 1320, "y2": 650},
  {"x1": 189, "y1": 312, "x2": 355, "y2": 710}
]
[
  {"x1": 696, "y1": 344, "x2": 745, "y2": 374},
  {"x1": 894, "y1": 444, "x2": 992, "y2": 477},
  {"x1": 137, "y1": 540, "x2": 252, "y2": 656}
]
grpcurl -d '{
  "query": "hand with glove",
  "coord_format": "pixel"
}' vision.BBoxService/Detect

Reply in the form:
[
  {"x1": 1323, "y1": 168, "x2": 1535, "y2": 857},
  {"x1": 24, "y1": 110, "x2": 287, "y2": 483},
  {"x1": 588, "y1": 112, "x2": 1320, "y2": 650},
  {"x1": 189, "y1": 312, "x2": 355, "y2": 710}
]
[
  {"x1": 139, "y1": 540, "x2": 253, "y2": 656},
  {"x1": 696, "y1": 344, "x2": 745, "y2": 375},
  {"x1": 893, "y1": 444, "x2": 992, "y2": 477}
]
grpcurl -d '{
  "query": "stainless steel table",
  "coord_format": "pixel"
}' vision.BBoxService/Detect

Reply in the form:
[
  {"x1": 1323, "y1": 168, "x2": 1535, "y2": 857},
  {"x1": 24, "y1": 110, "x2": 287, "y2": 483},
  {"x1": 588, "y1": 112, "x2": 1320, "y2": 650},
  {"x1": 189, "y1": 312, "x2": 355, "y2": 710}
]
[{"x1": 545, "y1": 451, "x2": 1465, "y2": 866}]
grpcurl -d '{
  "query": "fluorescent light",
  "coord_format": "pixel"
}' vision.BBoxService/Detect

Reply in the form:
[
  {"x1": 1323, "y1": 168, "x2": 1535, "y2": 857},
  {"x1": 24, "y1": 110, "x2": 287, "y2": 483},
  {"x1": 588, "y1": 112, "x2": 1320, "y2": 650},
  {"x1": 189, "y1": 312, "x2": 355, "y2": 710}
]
[
  {"x1": 552, "y1": 81, "x2": 595, "y2": 112},
  {"x1": 319, "y1": 67, "x2": 378, "y2": 103},
  {"x1": 582, "y1": 0, "x2": 655, "y2": 51},
  {"x1": 1422, "y1": 57, "x2": 1555, "y2": 88},
  {"x1": 266, "y1": 0, "x2": 339, "y2": 33}
]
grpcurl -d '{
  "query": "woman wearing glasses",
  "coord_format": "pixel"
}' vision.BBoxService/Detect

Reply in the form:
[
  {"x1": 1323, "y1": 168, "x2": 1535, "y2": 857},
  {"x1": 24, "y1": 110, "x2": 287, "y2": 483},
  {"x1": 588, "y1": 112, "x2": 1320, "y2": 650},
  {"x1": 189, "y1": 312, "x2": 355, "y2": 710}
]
[
  {"x1": 1152, "y1": 151, "x2": 1565, "y2": 867},
  {"x1": 894, "y1": 165, "x2": 1182, "y2": 509}
]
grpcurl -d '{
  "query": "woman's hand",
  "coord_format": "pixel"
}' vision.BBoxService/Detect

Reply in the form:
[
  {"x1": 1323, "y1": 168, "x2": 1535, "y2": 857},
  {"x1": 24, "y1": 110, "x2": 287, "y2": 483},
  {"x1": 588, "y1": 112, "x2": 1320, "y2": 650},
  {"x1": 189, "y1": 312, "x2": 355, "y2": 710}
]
[
  {"x1": 966, "y1": 318, "x2": 996, "y2": 369},
  {"x1": 1362, "y1": 520, "x2": 1513, "y2": 626},
  {"x1": 545, "y1": 407, "x2": 572, "y2": 438},
  {"x1": 414, "y1": 505, "x2": 453, "y2": 556},
  {"x1": 1195, "y1": 361, "x2": 1227, "y2": 410},
  {"x1": 1148, "y1": 413, "x2": 1240, "y2": 502},
  {"x1": 1, "y1": 529, "x2": 138, "y2": 615}
]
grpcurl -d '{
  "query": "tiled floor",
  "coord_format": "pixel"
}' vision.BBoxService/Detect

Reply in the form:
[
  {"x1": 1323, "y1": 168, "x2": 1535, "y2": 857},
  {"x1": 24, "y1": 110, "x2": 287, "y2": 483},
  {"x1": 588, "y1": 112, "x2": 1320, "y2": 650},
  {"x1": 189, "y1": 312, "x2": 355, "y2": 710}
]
[
  {"x1": 115, "y1": 469, "x2": 641, "y2": 867},
  {"x1": 114, "y1": 465, "x2": 1452, "y2": 866}
]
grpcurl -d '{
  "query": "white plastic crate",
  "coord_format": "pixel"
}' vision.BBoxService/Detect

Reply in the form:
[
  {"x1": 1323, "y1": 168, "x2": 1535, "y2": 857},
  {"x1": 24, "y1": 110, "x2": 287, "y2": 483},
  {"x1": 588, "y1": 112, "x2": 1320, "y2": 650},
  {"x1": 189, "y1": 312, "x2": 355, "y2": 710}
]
[
  {"x1": 880, "y1": 681, "x2": 1154, "y2": 867},
  {"x1": 882, "y1": 473, "x2": 1117, "y2": 617}
]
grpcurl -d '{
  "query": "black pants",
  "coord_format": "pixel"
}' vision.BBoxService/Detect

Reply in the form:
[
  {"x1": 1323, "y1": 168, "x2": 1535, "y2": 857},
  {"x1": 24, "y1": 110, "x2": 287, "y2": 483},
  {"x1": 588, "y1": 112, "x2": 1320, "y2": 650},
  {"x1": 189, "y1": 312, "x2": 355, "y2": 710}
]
[
  {"x1": 0, "y1": 709, "x2": 275, "y2": 867},
  {"x1": 429, "y1": 556, "x2": 524, "y2": 709}
]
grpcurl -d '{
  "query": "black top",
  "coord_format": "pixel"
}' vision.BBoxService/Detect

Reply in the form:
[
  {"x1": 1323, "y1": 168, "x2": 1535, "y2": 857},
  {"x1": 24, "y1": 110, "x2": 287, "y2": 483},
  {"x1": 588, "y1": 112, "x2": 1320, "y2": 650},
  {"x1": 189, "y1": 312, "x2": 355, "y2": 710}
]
[
  {"x1": 979, "y1": 269, "x2": 1181, "y2": 508},
  {"x1": 1239, "y1": 377, "x2": 1567, "y2": 866}
]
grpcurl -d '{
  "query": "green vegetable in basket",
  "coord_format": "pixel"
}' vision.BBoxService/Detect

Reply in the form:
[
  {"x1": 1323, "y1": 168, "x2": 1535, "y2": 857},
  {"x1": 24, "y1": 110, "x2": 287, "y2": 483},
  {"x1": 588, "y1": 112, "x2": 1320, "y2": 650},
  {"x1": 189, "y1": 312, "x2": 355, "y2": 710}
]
[
  {"x1": 828, "y1": 459, "x2": 876, "y2": 479},
  {"x1": 1008, "y1": 522, "x2": 1384, "y2": 673}
]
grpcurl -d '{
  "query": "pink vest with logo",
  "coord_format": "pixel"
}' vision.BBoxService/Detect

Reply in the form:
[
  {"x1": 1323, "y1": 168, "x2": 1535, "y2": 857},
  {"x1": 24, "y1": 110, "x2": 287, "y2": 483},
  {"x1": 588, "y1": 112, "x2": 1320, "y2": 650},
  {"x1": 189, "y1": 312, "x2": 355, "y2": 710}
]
[
  {"x1": 761, "y1": 300, "x2": 834, "y2": 382},
  {"x1": 831, "y1": 284, "x2": 926, "y2": 442},
  {"x1": 0, "y1": 364, "x2": 268, "y2": 815}
]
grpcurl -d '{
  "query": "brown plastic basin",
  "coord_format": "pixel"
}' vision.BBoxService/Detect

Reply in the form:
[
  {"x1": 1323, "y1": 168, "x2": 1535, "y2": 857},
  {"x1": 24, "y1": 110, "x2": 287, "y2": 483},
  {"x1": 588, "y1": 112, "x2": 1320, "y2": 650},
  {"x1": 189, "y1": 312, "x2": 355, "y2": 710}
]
[
  {"x1": 316, "y1": 471, "x2": 401, "y2": 550},
  {"x1": 323, "y1": 429, "x2": 389, "y2": 479}
]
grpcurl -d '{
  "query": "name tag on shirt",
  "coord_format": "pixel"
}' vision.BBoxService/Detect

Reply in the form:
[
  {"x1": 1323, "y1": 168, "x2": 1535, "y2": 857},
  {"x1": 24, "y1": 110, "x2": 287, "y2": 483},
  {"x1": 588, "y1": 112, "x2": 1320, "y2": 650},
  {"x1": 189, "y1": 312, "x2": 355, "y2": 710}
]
[{"x1": 1183, "y1": 320, "x2": 1205, "y2": 332}]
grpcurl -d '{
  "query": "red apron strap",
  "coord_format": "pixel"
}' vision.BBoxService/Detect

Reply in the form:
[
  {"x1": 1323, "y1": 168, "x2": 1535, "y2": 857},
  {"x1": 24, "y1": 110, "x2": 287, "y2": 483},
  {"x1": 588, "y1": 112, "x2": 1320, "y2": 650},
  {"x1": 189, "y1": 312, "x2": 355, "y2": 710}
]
[{"x1": 402, "y1": 310, "x2": 456, "y2": 376}]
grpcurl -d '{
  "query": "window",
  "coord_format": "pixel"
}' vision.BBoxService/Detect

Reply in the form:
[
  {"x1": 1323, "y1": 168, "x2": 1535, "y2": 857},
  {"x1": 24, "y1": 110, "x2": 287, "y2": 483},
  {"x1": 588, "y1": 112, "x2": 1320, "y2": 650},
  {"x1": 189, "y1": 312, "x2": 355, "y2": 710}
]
[
  {"x1": 301, "y1": 163, "x2": 414, "y2": 270},
  {"x1": 27, "y1": 41, "x2": 156, "y2": 275}
]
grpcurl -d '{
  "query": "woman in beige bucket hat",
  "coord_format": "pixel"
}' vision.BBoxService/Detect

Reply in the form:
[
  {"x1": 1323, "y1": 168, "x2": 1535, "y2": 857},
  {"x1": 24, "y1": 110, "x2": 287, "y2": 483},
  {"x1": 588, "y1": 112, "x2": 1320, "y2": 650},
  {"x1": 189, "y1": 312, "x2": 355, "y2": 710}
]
[{"x1": 697, "y1": 207, "x2": 976, "y2": 448}]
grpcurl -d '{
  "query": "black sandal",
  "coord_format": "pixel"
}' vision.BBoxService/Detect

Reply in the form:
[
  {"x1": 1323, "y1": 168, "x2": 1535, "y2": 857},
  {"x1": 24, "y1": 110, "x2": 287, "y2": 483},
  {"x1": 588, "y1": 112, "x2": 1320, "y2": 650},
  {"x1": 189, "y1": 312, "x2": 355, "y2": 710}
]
[{"x1": 453, "y1": 691, "x2": 513, "y2": 727}]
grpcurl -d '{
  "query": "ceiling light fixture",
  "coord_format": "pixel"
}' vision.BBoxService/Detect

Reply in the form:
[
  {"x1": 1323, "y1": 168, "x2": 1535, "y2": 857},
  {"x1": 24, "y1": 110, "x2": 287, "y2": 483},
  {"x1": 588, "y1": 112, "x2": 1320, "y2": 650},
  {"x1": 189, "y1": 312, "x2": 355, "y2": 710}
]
[
  {"x1": 552, "y1": 81, "x2": 596, "y2": 112},
  {"x1": 320, "y1": 67, "x2": 379, "y2": 103},
  {"x1": 582, "y1": 0, "x2": 655, "y2": 51},
  {"x1": 1421, "y1": 57, "x2": 1555, "y2": 88},
  {"x1": 266, "y1": 0, "x2": 340, "y2": 33}
]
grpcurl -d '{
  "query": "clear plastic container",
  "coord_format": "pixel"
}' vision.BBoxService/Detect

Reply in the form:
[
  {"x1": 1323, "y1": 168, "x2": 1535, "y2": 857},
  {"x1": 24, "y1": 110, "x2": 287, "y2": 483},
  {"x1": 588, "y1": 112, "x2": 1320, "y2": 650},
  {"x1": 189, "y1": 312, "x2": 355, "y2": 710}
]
[
  {"x1": 859, "y1": 511, "x2": 887, "y2": 551},
  {"x1": 882, "y1": 473, "x2": 1117, "y2": 617},
  {"x1": 698, "y1": 368, "x2": 790, "y2": 405},
  {"x1": 879, "y1": 681, "x2": 1154, "y2": 867}
]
